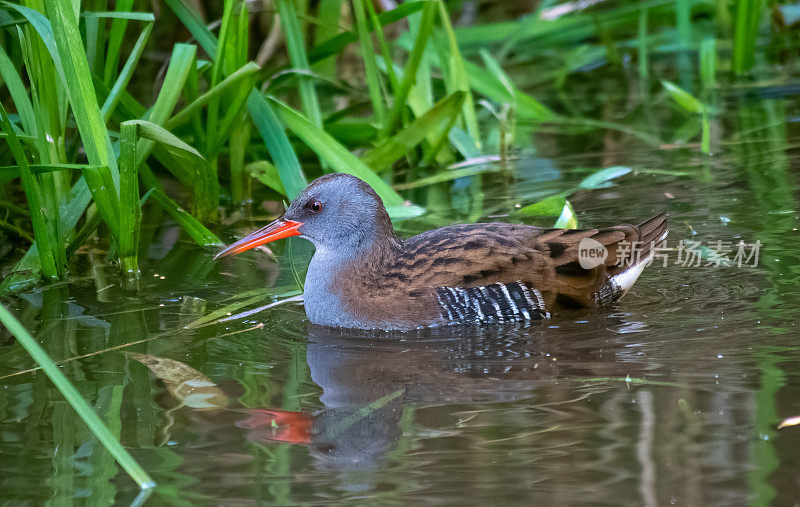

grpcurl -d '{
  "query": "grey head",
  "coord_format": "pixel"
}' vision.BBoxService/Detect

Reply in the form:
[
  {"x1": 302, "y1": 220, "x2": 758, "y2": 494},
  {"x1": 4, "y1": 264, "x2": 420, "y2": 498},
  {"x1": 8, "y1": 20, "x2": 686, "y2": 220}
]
[
  {"x1": 213, "y1": 173, "x2": 399, "y2": 328},
  {"x1": 284, "y1": 173, "x2": 397, "y2": 256}
]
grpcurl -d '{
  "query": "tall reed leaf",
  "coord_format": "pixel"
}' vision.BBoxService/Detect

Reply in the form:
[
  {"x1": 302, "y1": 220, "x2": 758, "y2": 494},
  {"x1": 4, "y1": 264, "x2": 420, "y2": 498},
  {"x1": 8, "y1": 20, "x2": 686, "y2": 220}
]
[
  {"x1": 163, "y1": 0, "x2": 307, "y2": 199},
  {"x1": 45, "y1": 0, "x2": 122, "y2": 245},
  {"x1": 352, "y1": 0, "x2": 385, "y2": 125},
  {"x1": 436, "y1": 2, "x2": 480, "y2": 146},
  {"x1": 166, "y1": 61, "x2": 261, "y2": 129},
  {"x1": 733, "y1": 0, "x2": 762, "y2": 75},
  {"x1": 309, "y1": 2, "x2": 426, "y2": 64},
  {"x1": 139, "y1": 166, "x2": 222, "y2": 246},
  {"x1": 101, "y1": 18, "x2": 154, "y2": 122},
  {"x1": 276, "y1": 0, "x2": 323, "y2": 127},
  {"x1": 0, "y1": 104, "x2": 61, "y2": 279},
  {"x1": 0, "y1": 44, "x2": 36, "y2": 133},
  {"x1": 0, "y1": 304, "x2": 155, "y2": 490},
  {"x1": 384, "y1": 0, "x2": 437, "y2": 136},
  {"x1": 0, "y1": 178, "x2": 94, "y2": 294},
  {"x1": 118, "y1": 121, "x2": 141, "y2": 277},
  {"x1": 103, "y1": 0, "x2": 137, "y2": 85},
  {"x1": 0, "y1": 163, "x2": 104, "y2": 183},
  {"x1": 700, "y1": 37, "x2": 717, "y2": 89},
  {"x1": 362, "y1": 91, "x2": 465, "y2": 172},
  {"x1": 271, "y1": 98, "x2": 406, "y2": 208}
]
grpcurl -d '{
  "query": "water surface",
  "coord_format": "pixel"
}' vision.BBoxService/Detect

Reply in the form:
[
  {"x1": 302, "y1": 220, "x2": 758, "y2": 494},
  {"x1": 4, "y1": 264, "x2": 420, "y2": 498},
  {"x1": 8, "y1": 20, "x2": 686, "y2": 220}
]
[{"x1": 2, "y1": 95, "x2": 800, "y2": 505}]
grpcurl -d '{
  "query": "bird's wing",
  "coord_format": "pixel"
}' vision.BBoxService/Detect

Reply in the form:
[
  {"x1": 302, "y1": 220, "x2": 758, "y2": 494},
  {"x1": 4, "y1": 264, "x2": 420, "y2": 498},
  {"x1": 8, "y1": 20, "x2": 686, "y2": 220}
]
[{"x1": 395, "y1": 215, "x2": 667, "y2": 323}]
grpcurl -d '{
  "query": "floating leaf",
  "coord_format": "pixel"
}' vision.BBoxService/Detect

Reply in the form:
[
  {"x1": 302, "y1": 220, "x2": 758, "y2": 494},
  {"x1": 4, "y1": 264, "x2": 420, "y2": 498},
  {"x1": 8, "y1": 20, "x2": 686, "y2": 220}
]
[
  {"x1": 126, "y1": 353, "x2": 229, "y2": 410},
  {"x1": 516, "y1": 196, "x2": 567, "y2": 216},
  {"x1": 578, "y1": 166, "x2": 632, "y2": 189},
  {"x1": 553, "y1": 200, "x2": 578, "y2": 229}
]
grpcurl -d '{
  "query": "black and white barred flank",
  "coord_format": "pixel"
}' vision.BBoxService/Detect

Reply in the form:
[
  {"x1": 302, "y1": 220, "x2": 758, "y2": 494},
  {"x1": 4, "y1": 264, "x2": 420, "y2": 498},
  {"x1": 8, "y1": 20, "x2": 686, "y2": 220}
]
[{"x1": 435, "y1": 282, "x2": 549, "y2": 325}]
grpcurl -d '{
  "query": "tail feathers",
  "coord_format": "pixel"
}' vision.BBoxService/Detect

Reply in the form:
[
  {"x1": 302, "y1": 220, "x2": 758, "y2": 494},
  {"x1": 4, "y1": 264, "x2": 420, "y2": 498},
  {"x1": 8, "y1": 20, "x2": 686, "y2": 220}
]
[
  {"x1": 544, "y1": 213, "x2": 668, "y2": 307},
  {"x1": 634, "y1": 212, "x2": 669, "y2": 263},
  {"x1": 602, "y1": 212, "x2": 668, "y2": 301}
]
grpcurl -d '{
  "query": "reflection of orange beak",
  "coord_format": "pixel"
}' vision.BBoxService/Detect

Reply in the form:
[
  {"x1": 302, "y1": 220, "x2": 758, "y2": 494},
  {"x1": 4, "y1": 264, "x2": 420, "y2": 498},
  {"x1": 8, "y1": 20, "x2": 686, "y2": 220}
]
[
  {"x1": 214, "y1": 219, "x2": 303, "y2": 260},
  {"x1": 236, "y1": 409, "x2": 313, "y2": 444}
]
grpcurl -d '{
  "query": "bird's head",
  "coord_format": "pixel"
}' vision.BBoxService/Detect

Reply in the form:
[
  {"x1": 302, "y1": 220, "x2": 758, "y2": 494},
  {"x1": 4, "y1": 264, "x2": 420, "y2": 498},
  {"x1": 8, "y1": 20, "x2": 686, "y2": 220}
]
[{"x1": 214, "y1": 173, "x2": 396, "y2": 260}]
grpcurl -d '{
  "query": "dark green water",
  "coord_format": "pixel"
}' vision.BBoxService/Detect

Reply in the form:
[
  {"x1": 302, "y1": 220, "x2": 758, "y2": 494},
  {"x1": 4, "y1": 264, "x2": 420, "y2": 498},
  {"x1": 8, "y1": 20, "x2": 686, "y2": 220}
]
[{"x1": 3, "y1": 95, "x2": 800, "y2": 505}]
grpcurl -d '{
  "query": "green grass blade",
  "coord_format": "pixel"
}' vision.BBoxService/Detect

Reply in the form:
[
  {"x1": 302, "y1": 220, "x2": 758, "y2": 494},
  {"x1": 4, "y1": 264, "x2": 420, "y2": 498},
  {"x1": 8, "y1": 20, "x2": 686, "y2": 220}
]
[
  {"x1": 0, "y1": 44, "x2": 36, "y2": 134},
  {"x1": 479, "y1": 50, "x2": 514, "y2": 103},
  {"x1": 247, "y1": 92, "x2": 307, "y2": 199},
  {"x1": 661, "y1": 79, "x2": 704, "y2": 113},
  {"x1": 102, "y1": 0, "x2": 136, "y2": 85},
  {"x1": 0, "y1": 304, "x2": 155, "y2": 490},
  {"x1": 309, "y1": 2, "x2": 426, "y2": 63},
  {"x1": 699, "y1": 37, "x2": 717, "y2": 89},
  {"x1": 352, "y1": 0, "x2": 385, "y2": 125},
  {"x1": 161, "y1": 0, "x2": 218, "y2": 54},
  {"x1": 0, "y1": 103, "x2": 59, "y2": 279},
  {"x1": 44, "y1": 0, "x2": 121, "y2": 244},
  {"x1": 733, "y1": 0, "x2": 756, "y2": 75},
  {"x1": 205, "y1": 0, "x2": 235, "y2": 155},
  {"x1": 464, "y1": 60, "x2": 553, "y2": 122},
  {"x1": 162, "y1": 0, "x2": 307, "y2": 199},
  {"x1": 271, "y1": 97, "x2": 406, "y2": 207},
  {"x1": 130, "y1": 119, "x2": 217, "y2": 218},
  {"x1": 638, "y1": 5, "x2": 649, "y2": 80},
  {"x1": 436, "y1": 1, "x2": 479, "y2": 145},
  {"x1": 448, "y1": 126, "x2": 482, "y2": 159},
  {"x1": 84, "y1": 8, "x2": 101, "y2": 76},
  {"x1": 127, "y1": 121, "x2": 204, "y2": 165},
  {"x1": 166, "y1": 61, "x2": 260, "y2": 129},
  {"x1": 207, "y1": 77, "x2": 255, "y2": 159},
  {"x1": 364, "y1": 0, "x2": 399, "y2": 94},
  {"x1": 118, "y1": 121, "x2": 141, "y2": 277},
  {"x1": 553, "y1": 200, "x2": 578, "y2": 229},
  {"x1": 147, "y1": 189, "x2": 221, "y2": 246},
  {"x1": 101, "y1": 20, "x2": 154, "y2": 122},
  {"x1": 0, "y1": 163, "x2": 105, "y2": 183},
  {"x1": 276, "y1": 0, "x2": 323, "y2": 128},
  {"x1": 675, "y1": 0, "x2": 693, "y2": 89},
  {"x1": 515, "y1": 196, "x2": 567, "y2": 217},
  {"x1": 0, "y1": 178, "x2": 93, "y2": 294},
  {"x1": 182, "y1": 56, "x2": 205, "y2": 147},
  {"x1": 138, "y1": 165, "x2": 221, "y2": 246},
  {"x1": 578, "y1": 166, "x2": 632, "y2": 189},
  {"x1": 44, "y1": 0, "x2": 117, "y2": 175},
  {"x1": 3, "y1": 3, "x2": 67, "y2": 83},
  {"x1": 392, "y1": 163, "x2": 498, "y2": 190},
  {"x1": 229, "y1": 121, "x2": 251, "y2": 204},
  {"x1": 138, "y1": 43, "x2": 195, "y2": 163},
  {"x1": 384, "y1": 0, "x2": 437, "y2": 136},
  {"x1": 362, "y1": 91, "x2": 465, "y2": 172},
  {"x1": 247, "y1": 160, "x2": 287, "y2": 196},
  {"x1": 313, "y1": 0, "x2": 343, "y2": 77}
]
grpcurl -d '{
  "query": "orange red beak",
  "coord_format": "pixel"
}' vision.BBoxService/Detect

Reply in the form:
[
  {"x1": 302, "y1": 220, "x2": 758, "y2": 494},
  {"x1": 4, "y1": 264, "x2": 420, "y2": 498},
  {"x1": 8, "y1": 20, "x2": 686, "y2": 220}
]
[{"x1": 214, "y1": 218, "x2": 303, "y2": 260}]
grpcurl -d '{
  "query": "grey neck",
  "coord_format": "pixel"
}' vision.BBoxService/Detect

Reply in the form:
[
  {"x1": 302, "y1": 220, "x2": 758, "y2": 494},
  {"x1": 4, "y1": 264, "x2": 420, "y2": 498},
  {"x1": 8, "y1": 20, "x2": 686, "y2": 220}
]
[{"x1": 302, "y1": 235, "x2": 376, "y2": 328}]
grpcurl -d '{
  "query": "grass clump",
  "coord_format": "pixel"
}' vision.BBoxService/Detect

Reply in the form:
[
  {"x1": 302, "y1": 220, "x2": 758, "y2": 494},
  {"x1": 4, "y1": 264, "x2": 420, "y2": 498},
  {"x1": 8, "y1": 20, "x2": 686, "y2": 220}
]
[{"x1": 0, "y1": 0, "x2": 782, "y2": 293}]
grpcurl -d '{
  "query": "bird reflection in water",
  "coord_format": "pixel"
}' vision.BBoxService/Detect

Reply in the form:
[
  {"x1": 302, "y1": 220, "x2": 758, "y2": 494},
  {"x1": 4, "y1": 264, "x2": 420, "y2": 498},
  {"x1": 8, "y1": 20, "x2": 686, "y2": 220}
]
[{"x1": 226, "y1": 313, "x2": 653, "y2": 490}]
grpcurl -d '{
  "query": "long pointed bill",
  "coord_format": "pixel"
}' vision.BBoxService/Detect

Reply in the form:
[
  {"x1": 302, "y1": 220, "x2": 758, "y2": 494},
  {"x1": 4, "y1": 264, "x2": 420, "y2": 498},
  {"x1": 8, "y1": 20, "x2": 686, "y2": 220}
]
[{"x1": 214, "y1": 219, "x2": 303, "y2": 260}]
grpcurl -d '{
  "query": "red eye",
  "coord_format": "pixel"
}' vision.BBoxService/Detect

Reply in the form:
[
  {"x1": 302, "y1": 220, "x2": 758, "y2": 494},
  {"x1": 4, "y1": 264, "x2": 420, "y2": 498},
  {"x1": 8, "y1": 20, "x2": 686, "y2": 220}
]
[{"x1": 308, "y1": 200, "x2": 322, "y2": 213}]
